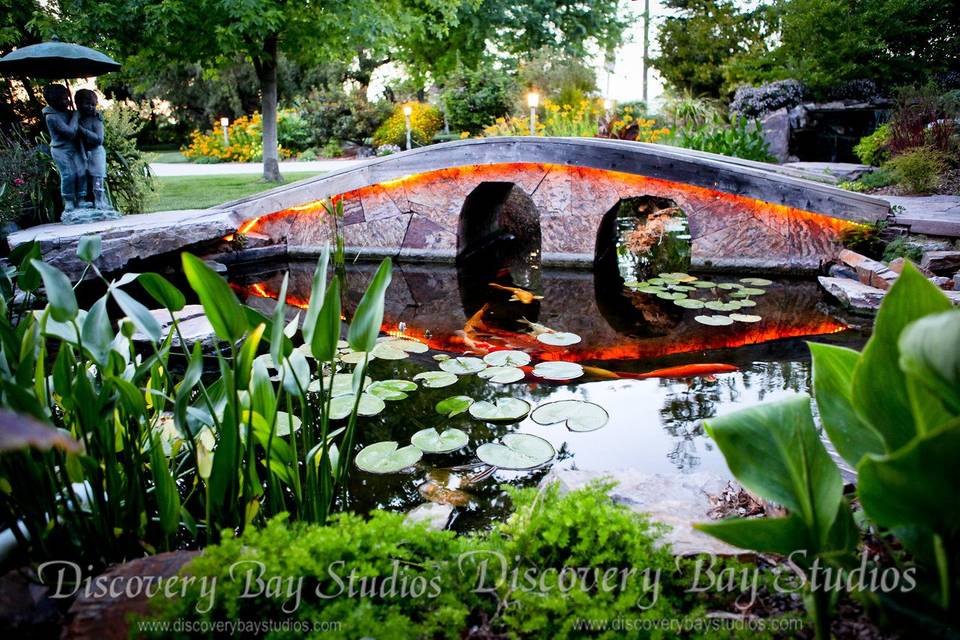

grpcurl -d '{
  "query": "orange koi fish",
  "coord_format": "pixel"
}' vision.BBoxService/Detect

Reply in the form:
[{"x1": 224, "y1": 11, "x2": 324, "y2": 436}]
[
  {"x1": 488, "y1": 283, "x2": 543, "y2": 304},
  {"x1": 632, "y1": 363, "x2": 739, "y2": 379}
]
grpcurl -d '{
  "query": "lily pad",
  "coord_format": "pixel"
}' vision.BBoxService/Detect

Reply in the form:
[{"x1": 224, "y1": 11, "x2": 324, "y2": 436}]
[
  {"x1": 468, "y1": 398, "x2": 531, "y2": 422},
  {"x1": 381, "y1": 337, "x2": 429, "y2": 354},
  {"x1": 669, "y1": 284, "x2": 696, "y2": 292},
  {"x1": 355, "y1": 441, "x2": 422, "y2": 474},
  {"x1": 329, "y1": 393, "x2": 386, "y2": 420},
  {"x1": 736, "y1": 299, "x2": 757, "y2": 308},
  {"x1": 367, "y1": 379, "x2": 418, "y2": 401},
  {"x1": 716, "y1": 282, "x2": 745, "y2": 290},
  {"x1": 660, "y1": 272, "x2": 697, "y2": 282},
  {"x1": 656, "y1": 291, "x2": 687, "y2": 300},
  {"x1": 476, "y1": 433, "x2": 555, "y2": 470},
  {"x1": 309, "y1": 373, "x2": 372, "y2": 395},
  {"x1": 705, "y1": 300, "x2": 742, "y2": 312},
  {"x1": 413, "y1": 371, "x2": 460, "y2": 388},
  {"x1": 370, "y1": 342, "x2": 410, "y2": 360},
  {"x1": 532, "y1": 361, "x2": 584, "y2": 381},
  {"x1": 536, "y1": 332, "x2": 582, "y2": 346},
  {"x1": 739, "y1": 277, "x2": 773, "y2": 286},
  {"x1": 274, "y1": 411, "x2": 302, "y2": 437},
  {"x1": 483, "y1": 350, "x2": 531, "y2": 367},
  {"x1": 411, "y1": 427, "x2": 469, "y2": 453},
  {"x1": 439, "y1": 356, "x2": 487, "y2": 375},
  {"x1": 433, "y1": 354, "x2": 451, "y2": 362},
  {"x1": 692, "y1": 280, "x2": 717, "y2": 289},
  {"x1": 340, "y1": 350, "x2": 373, "y2": 365},
  {"x1": 435, "y1": 395, "x2": 474, "y2": 417},
  {"x1": 531, "y1": 400, "x2": 609, "y2": 432},
  {"x1": 694, "y1": 315, "x2": 735, "y2": 326},
  {"x1": 646, "y1": 278, "x2": 667, "y2": 286},
  {"x1": 731, "y1": 287, "x2": 767, "y2": 297},
  {"x1": 674, "y1": 298, "x2": 705, "y2": 309},
  {"x1": 478, "y1": 366, "x2": 526, "y2": 384},
  {"x1": 729, "y1": 313, "x2": 762, "y2": 323}
]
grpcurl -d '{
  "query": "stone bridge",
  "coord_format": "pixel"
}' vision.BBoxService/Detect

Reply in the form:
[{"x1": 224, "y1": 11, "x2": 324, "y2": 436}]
[{"x1": 227, "y1": 137, "x2": 889, "y2": 272}]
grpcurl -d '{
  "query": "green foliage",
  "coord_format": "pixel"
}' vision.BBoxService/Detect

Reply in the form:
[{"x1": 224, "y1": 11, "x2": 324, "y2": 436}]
[
  {"x1": 884, "y1": 147, "x2": 948, "y2": 194},
  {"x1": 698, "y1": 264, "x2": 960, "y2": 636},
  {"x1": 881, "y1": 236, "x2": 923, "y2": 263},
  {"x1": 0, "y1": 241, "x2": 393, "y2": 567},
  {"x1": 673, "y1": 115, "x2": 774, "y2": 162},
  {"x1": 299, "y1": 89, "x2": 392, "y2": 146},
  {"x1": 517, "y1": 48, "x2": 598, "y2": 107},
  {"x1": 373, "y1": 103, "x2": 443, "y2": 148},
  {"x1": 102, "y1": 103, "x2": 156, "y2": 214},
  {"x1": 0, "y1": 126, "x2": 58, "y2": 226},
  {"x1": 441, "y1": 60, "x2": 516, "y2": 135},
  {"x1": 854, "y1": 124, "x2": 891, "y2": 167},
  {"x1": 146, "y1": 482, "x2": 779, "y2": 638}
]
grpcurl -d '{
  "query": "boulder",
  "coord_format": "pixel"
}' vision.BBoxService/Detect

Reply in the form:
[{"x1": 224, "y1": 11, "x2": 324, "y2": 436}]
[
  {"x1": 130, "y1": 304, "x2": 219, "y2": 350},
  {"x1": 954, "y1": 272, "x2": 960, "y2": 290},
  {"x1": 818, "y1": 276, "x2": 886, "y2": 313},
  {"x1": 405, "y1": 503, "x2": 454, "y2": 531},
  {"x1": 887, "y1": 257, "x2": 934, "y2": 277},
  {"x1": 838, "y1": 249, "x2": 898, "y2": 290},
  {"x1": 920, "y1": 250, "x2": 960, "y2": 275},
  {"x1": 540, "y1": 468, "x2": 745, "y2": 556},
  {"x1": 760, "y1": 108, "x2": 791, "y2": 163}
]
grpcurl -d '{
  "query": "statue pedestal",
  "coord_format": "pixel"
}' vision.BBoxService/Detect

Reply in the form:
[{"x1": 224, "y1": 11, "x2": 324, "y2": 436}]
[{"x1": 61, "y1": 208, "x2": 123, "y2": 225}]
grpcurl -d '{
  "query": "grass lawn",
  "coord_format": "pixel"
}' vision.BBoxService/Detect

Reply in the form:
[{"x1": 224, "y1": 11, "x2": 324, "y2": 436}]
[
  {"x1": 147, "y1": 150, "x2": 190, "y2": 163},
  {"x1": 147, "y1": 172, "x2": 323, "y2": 212}
]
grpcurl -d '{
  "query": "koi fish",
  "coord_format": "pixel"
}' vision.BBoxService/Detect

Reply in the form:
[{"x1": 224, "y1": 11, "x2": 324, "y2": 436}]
[
  {"x1": 488, "y1": 283, "x2": 543, "y2": 304},
  {"x1": 517, "y1": 317, "x2": 555, "y2": 336},
  {"x1": 632, "y1": 363, "x2": 739, "y2": 379}
]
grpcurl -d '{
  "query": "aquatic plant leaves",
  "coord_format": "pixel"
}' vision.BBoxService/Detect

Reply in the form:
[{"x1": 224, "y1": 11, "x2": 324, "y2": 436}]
[
  {"x1": 716, "y1": 282, "x2": 744, "y2": 291},
  {"x1": 439, "y1": 356, "x2": 487, "y2": 374},
  {"x1": 660, "y1": 272, "x2": 697, "y2": 282},
  {"x1": 181, "y1": 253, "x2": 245, "y2": 342},
  {"x1": 476, "y1": 433, "x2": 555, "y2": 470},
  {"x1": 478, "y1": 366, "x2": 525, "y2": 383},
  {"x1": 705, "y1": 300, "x2": 742, "y2": 312},
  {"x1": 692, "y1": 281, "x2": 717, "y2": 288},
  {"x1": 536, "y1": 332, "x2": 582, "y2": 346},
  {"x1": 732, "y1": 287, "x2": 767, "y2": 297},
  {"x1": 468, "y1": 398, "x2": 531, "y2": 422},
  {"x1": 674, "y1": 298, "x2": 705, "y2": 309},
  {"x1": 367, "y1": 379, "x2": 418, "y2": 401},
  {"x1": 729, "y1": 313, "x2": 762, "y2": 323},
  {"x1": 380, "y1": 337, "x2": 429, "y2": 354},
  {"x1": 328, "y1": 393, "x2": 386, "y2": 420},
  {"x1": 413, "y1": 371, "x2": 459, "y2": 388},
  {"x1": 355, "y1": 440, "x2": 422, "y2": 474},
  {"x1": 32, "y1": 260, "x2": 78, "y2": 323},
  {"x1": 435, "y1": 395, "x2": 474, "y2": 417},
  {"x1": 531, "y1": 400, "x2": 609, "y2": 432},
  {"x1": 340, "y1": 350, "x2": 372, "y2": 364},
  {"x1": 739, "y1": 277, "x2": 772, "y2": 286},
  {"x1": 274, "y1": 411, "x2": 302, "y2": 436},
  {"x1": 694, "y1": 315, "x2": 735, "y2": 326},
  {"x1": 655, "y1": 291, "x2": 687, "y2": 301},
  {"x1": 347, "y1": 258, "x2": 393, "y2": 353},
  {"x1": 532, "y1": 361, "x2": 584, "y2": 380},
  {"x1": 370, "y1": 342, "x2": 410, "y2": 360},
  {"x1": 411, "y1": 427, "x2": 469, "y2": 453},
  {"x1": 483, "y1": 350, "x2": 531, "y2": 367},
  {"x1": 308, "y1": 373, "x2": 372, "y2": 396}
]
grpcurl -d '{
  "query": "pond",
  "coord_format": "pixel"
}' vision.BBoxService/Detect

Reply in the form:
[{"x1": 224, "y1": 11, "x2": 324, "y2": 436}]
[{"x1": 228, "y1": 253, "x2": 868, "y2": 531}]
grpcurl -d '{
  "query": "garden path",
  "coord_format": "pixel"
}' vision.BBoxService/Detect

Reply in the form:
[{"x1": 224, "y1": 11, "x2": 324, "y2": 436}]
[{"x1": 149, "y1": 158, "x2": 363, "y2": 177}]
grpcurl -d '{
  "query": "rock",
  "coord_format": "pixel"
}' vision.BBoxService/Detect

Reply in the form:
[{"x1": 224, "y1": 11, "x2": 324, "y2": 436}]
[
  {"x1": 887, "y1": 257, "x2": 934, "y2": 277},
  {"x1": 818, "y1": 276, "x2": 886, "y2": 312},
  {"x1": 63, "y1": 551, "x2": 198, "y2": 640},
  {"x1": 60, "y1": 207, "x2": 123, "y2": 225},
  {"x1": 828, "y1": 264, "x2": 858, "y2": 280},
  {"x1": 920, "y1": 250, "x2": 960, "y2": 275},
  {"x1": 760, "y1": 108, "x2": 791, "y2": 163},
  {"x1": 130, "y1": 304, "x2": 219, "y2": 350},
  {"x1": 6, "y1": 208, "x2": 242, "y2": 281},
  {"x1": 954, "y1": 272, "x2": 960, "y2": 290},
  {"x1": 783, "y1": 162, "x2": 874, "y2": 182},
  {"x1": 0, "y1": 569, "x2": 63, "y2": 636},
  {"x1": 838, "y1": 249, "x2": 899, "y2": 290},
  {"x1": 540, "y1": 468, "x2": 745, "y2": 556},
  {"x1": 203, "y1": 259, "x2": 227, "y2": 274},
  {"x1": 405, "y1": 503, "x2": 454, "y2": 531},
  {"x1": 930, "y1": 276, "x2": 952, "y2": 290}
]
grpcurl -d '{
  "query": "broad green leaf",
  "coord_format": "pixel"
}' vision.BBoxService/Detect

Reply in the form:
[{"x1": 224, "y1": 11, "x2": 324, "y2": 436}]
[
  {"x1": 274, "y1": 411, "x2": 302, "y2": 437},
  {"x1": 77, "y1": 235, "x2": 101, "y2": 263},
  {"x1": 858, "y1": 420, "x2": 960, "y2": 537},
  {"x1": 236, "y1": 323, "x2": 265, "y2": 390},
  {"x1": 536, "y1": 332, "x2": 581, "y2": 346},
  {"x1": 435, "y1": 395, "x2": 474, "y2": 417},
  {"x1": 81, "y1": 295, "x2": 113, "y2": 366},
  {"x1": 413, "y1": 370, "x2": 459, "y2": 388},
  {"x1": 269, "y1": 273, "x2": 289, "y2": 366},
  {"x1": 112, "y1": 288, "x2": 161, "y2": 343},
  {"x1": 704, "y1": 394, "x2": 842, "y2": 545},
  {"x1": 31, "y1": 260, "x2": 77, "y2": 322},
  {"x1": 809, "y1": 342, "x2": 884, "y2": 467},
  {"x1": 469, "y1": 397, "x2": 531, "y2": 422},
  {"x1": 694, "y1": 315, "x2": 734, "y2": 326},
  {"x1": 355, "y1": 440, "x2": 422, "y2": 474},
  {"x1": 182, "y1": 252, "x2": 246, "y2": 343},
  {"x1": 380, "y1": 337, "x2": 429, "y2": 354},
  {"x1": 478, "y1": 366, "x2": 525, "y2": 383},
  {"x1": 308, "y1": 373, "x2": 372, "y2": 396},
  {"x1": 367, "y1": 379, "x2": 417, "y2": 401},
  {"x1": 740, "y1": 277, "x2": 772, "y2": 286},
  {"x1": 138, "y1": 272, "x2": 186, "y2": 312},
  {"x1": 696, "y1": 513, "x2": 810, "y2": 556},
  {"x1": 329, "y1": 393, "x2": 385, "y2": 420},
  {"x1": 311, "y1": 276, "x2": 341, "y2": 361},
  {"x1": 531, "y1": 361, "x2": 583, "y2": 381},
  {"x1": 704, "y1": 301, "x2": 741, "y2": 311},
  {"x1": 280, "y1": 348, "x2": 311, "y2": 397},
  {"x1": 674, "y1": 298, "x2": 705, "y2": 309},
  {"x1": 852, "y1": 263, "x2": 951, "y2": 451},
  {"x1": 728, "y1": 314, "x2": 762, "y2": 323},
  {"x1": 370, "y1": 342, "x2": 409, "y2": 360},
  {"x1": 347, "y1": 258, "x2": 392, "y2": 353},
  {"x1": 439, "y1": 356, "x2": 487, "y2": 375},
  {"x1": 149, "y1": 432, "x2": 180, "y2": 536},
  {"x1": 300, "y1": 247, "x2": 329, "y2": 348},
  {"x1": 411, "y1": 427, "x2": 469, "y2": 453},
  {"x1": 13, "y1": 242, "x2": 41, "y2": 292},
  {"x1": 476, "y1": 433, "x2": 554, "y2": 469},
  {"x1": 483, "y1": 350, "x2": 531, "y2": 367},
  {"x1": 531, "y1": 400, "x2": 609, "y2": 432},
  {"x1": 898, "y1": 311, "x2": 960, "y2": 416}
]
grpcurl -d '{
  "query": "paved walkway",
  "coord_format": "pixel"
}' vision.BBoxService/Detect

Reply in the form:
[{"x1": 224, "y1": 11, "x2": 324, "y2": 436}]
[
  {"x1": 886, "y1": 195, "x2": 960, "y2": 237},
  {"x1": 149, "y1": 159, "x2": 363, "y2": 177}
]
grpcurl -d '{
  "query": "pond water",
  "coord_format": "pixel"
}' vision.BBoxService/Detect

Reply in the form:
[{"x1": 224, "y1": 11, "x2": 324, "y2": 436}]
[{"x1": 228, "y1": 254, "x2": 868, "y2": 530}]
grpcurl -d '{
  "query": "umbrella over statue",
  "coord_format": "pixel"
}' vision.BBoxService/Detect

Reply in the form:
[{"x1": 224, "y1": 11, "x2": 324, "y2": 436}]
[{"x1": 0, "y1": 38, "x2": 123, "y2": 224}]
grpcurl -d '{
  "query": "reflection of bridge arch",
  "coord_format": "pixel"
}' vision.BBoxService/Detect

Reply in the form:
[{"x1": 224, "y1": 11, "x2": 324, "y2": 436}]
[{"x1": 225, "y1": 137, "x2": 889, "y2": 272}]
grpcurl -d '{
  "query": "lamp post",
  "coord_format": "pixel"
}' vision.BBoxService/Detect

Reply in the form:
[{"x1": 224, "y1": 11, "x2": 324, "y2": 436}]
[
  {"x1": 603, "y1": 98, "x2": 613, "y2": 118},
  {"x1": 403, "y1": 105, "x2": 413, "y2": 150},
  {"x1": 220, "y1": 117, "x2": 230, "y2": 147},
  {"x1": 527, "y1": 91, "x2": 539, "y2": 136}
]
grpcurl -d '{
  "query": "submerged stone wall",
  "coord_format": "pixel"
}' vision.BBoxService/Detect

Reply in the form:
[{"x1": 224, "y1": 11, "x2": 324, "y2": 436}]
[{"x1": 250, "y1": 162, "x2": 863, "y2": 272}]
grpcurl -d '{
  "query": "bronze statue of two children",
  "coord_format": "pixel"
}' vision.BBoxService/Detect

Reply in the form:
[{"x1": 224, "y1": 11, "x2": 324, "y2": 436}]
[{"x1": 42, "y1": 84, "x2": 117, "y2": 223}]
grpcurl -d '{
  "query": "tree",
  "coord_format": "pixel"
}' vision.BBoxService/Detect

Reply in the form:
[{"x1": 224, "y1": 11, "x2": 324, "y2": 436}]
[{"x1": 441, "y1": 59, "x2": 517, "y2": 134}]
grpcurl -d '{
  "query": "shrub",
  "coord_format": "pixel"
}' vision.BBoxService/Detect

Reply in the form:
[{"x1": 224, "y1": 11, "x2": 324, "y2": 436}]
[
  {"x1": 300, "y1": 90, "x2": 391, "y2": 146},
  {"x1": 103, "y1": 104, "x2": 156, "y2": 214},
  {"x1": 482, "y1": 115, "x2": 538, "y2": 137},
  {"x1": 884, "y1": 147, "x2": 947, "y2": 194},
  {"x1": 0, "y1": 127, "x2": 58, "y2": 226},
  {"x1": 440, "y1": 62, "x2": 516, "y2": 135},
  {"x1": 674, "y1": 115, "x2": 774, "y2": 162},
  {"x1": 276, "y1": 109, "x2": 312, "y2": 153},
  {"x1": 541, "y1": 98, "x2": 603, "y2": 137},
  {"x1": 730, "y1": 79, "x2": 806, "y2": 119},
  {"x1": 853, "y1": 123, "x2": 891, "y2": 167},
  {"x1": 319, "y1": 140, "x2": 343, "y2": 158},
  {"x1": 887, "y1": 85, "x2": 959, "y2": 156},
  {"x1": 373, "y1": 103, "x2": 443, "y2": 148},
  {"x1": 182, "y1": 113, "x2": 296, "y2": 163},
  {"x1": 882, "y1": 236, "x2": 923, "y2": 263}
]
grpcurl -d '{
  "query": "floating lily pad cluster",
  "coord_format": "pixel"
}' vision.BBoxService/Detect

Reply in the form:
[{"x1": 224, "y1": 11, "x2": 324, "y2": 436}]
[{"x1": 624, "y1": 273, "x2": 773, "y2": 326}]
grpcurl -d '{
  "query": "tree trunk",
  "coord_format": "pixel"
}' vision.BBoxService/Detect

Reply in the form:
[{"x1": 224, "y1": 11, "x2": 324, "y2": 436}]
[{"x1": 255, "y1": 36, "x2": 282, "y2": 182}]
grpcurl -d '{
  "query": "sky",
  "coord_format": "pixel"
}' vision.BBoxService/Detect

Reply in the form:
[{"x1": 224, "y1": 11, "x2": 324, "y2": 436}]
[{"x1": 600, "y1": 0, "x2": 667, "y2": 108}]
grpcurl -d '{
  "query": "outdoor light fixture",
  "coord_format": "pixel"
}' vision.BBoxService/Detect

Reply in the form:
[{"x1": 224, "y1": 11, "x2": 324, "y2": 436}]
[
  {"x1": 603, "y1": 98, "x2": 613, "y2": 111},
  {"x1": 403, "y1": 104, "x2": 413, "y2": 150},
  {"x1": 527, "y1": 91, "x2": 539, "y2": 136},
  {"x1": 220, "y1": 116, "x2": 230, "y2": 146}
]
